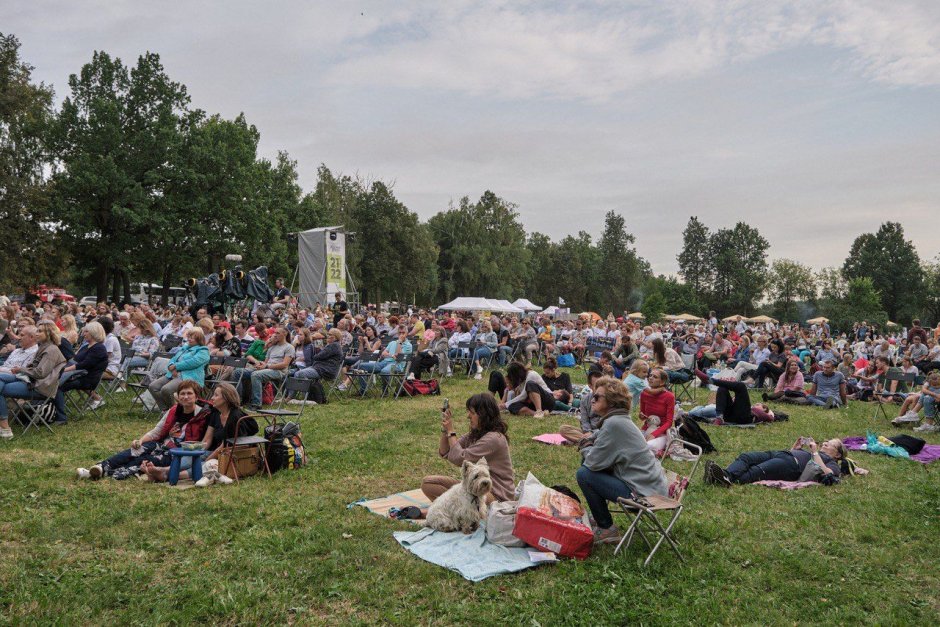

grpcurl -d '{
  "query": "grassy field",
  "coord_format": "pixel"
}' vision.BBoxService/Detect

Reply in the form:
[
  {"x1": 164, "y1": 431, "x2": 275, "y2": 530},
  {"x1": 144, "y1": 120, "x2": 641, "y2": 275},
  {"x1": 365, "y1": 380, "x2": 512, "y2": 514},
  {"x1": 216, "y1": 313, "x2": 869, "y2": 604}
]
[{"x1": 1, "y1": 370, "x2": 938, "y2": 625}]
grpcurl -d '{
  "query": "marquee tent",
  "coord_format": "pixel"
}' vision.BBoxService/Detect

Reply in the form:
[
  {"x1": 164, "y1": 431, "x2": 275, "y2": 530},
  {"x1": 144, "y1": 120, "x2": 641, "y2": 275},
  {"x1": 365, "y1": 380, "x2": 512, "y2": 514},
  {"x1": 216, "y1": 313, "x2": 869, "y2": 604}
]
[
  {"x1": 512, "y1": 298, "x2": 542, "y2": 312},
  {"x1": 437, "y1": 297, "x2": 523, "y2": 313}
]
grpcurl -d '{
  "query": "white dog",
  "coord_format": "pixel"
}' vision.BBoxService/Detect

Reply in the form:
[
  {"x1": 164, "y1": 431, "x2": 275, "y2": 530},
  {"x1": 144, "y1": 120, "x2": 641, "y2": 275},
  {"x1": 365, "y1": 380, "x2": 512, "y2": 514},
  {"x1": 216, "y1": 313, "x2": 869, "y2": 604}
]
[{"x1": 424, "y1": 458, "x2": 492, "y2": 533}]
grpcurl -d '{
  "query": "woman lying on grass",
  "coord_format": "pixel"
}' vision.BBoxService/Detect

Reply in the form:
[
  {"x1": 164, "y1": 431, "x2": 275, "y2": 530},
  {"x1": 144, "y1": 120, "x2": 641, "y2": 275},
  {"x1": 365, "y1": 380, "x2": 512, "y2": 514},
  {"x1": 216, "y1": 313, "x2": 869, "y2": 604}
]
[
  {"x1": 703, "y1": 437, "x2": 866, "y2": 488},
  {"x1": 419, "y1": 393, "x2": 515, "y2": 514},
  {"x1": 76, "y1": 380, "x2": 218, "y2": 481}
]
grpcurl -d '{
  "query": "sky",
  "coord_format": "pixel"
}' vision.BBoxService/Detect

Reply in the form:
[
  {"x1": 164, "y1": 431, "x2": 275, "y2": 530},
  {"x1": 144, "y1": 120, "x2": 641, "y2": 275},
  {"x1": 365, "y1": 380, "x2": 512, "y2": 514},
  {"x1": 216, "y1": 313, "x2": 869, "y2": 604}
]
[{"x1": 5, "y1": 0, "x2": 940, "y2": 275}]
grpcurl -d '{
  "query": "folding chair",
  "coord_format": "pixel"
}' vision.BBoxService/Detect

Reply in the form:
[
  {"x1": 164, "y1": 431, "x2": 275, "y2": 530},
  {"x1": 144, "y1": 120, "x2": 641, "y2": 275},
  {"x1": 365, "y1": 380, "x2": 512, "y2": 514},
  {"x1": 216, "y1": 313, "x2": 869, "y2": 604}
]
[
  {"x1": 580, "y1": 342, "x2": 607, "y2": 373},
  {"x1": 219, "y1": 413, "x2": 272, "y2": 482},
  {"x1": 161, "y1": 335, "x2": 183, "y2": 352},
  {"x1": 257, "y1": 377, "x2": 310, "y2": 419},
  {"x1": 12, "y1": 398, "x2": 58, "y2": 435},
  {"x1": 325, "y1": 366, "x2": 347, "y2": 401},
  {"x1": 469, "y1": 343, "x2": 496, "y2": 378},
  {"x1": 671, "y1": 353, "x2": 696, "y2": 405},
  {"x1": 450, "y1": 341, "x2": 474, "y2": 376},
  {"x1": 383, "y1": 354, "x2": 413, "y2": 399},
  {"x1": 613, "y1": 439, "x2": 702, "y2": 566},
  {"x1": 201, "y1": 355, "x2": 228, "y2": 393},
  {"x1": 873, "y1": 370, "x2": 917, "y2": 421}
]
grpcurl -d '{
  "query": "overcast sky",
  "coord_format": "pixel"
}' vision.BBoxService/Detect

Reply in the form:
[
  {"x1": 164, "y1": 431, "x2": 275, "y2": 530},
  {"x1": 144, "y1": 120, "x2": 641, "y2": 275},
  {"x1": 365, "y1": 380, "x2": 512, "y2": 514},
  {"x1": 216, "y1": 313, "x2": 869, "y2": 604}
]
[{"x1": 6, "y1": 1, "x2": 940, "y2": 274}]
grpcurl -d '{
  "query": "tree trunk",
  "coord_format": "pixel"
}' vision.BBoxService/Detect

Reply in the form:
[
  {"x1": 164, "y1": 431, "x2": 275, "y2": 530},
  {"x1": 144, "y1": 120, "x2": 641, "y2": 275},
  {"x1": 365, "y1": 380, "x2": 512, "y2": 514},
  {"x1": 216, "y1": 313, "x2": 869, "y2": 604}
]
[
  {"x1": 111, "y1": 269, "x2": 120, "y2": 305},
  {"x1": 95, "y1": 262, "x2": 109, "y2": 304},
  {"x1": 121, "y1": 269, "x2": 132, "y2": 304},
  {"x1": 161, "y1": 265, "x2": 172, "y2": 307}
]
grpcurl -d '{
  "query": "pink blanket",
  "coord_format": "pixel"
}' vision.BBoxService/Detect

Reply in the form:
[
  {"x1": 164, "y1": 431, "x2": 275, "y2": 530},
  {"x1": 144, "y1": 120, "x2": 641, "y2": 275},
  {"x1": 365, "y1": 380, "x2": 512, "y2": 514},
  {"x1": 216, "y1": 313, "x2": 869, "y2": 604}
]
[
  {"x1": 843, "y1": 436, "x2": 940, "y2": 464},
  {"x1": 753, "y1": 480, "x2": 820, "y2": 490},
  {"x1": 532, "y1": 433, "x2": 569, "y2": 446}
]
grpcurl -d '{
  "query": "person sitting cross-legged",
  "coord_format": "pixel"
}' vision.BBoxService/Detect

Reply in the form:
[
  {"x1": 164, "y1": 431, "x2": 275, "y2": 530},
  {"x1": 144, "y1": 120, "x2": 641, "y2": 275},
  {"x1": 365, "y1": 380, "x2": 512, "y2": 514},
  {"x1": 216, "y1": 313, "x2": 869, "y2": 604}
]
[{"x1": 806, "y1": 359, "x2": 847, "y2": 408}]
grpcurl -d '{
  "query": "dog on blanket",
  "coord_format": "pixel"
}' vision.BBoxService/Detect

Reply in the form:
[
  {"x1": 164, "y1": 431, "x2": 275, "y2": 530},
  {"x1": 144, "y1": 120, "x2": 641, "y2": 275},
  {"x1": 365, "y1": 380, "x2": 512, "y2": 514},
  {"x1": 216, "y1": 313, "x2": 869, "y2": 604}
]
[{"x1": 423, "y1": 458, "x2": 492, "y2": 533}]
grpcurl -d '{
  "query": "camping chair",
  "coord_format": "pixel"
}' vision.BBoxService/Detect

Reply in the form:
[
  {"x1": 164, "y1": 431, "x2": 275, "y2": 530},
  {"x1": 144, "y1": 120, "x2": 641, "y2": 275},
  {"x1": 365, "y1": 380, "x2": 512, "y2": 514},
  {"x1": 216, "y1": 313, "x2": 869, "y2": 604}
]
[
  {"x1": 325, "y1": 366, "x2": 347, "y2": 401},
  {"x1": 383, "y1": 354, "x2": 414, "y2": 399},
  {"x1": 873, "y1": 370, "x2": 917, "y2": 421},
  {"x1": 671, "y1": 353, "x2": 696, "y2": 405},
  {"x1": 257, "y1": 377, "x2": 310, "y2": 419},
  {"x1": 219, "y1": 413, "x2": 272, "y2": 482},
  {"x1": 580, "y1": 341, "x2": 608, "y2": 373},
  {"x1": 469, "y1": 343, "x2": 496, "y2": 377},
  {"x1": 12, "y1": 397, "x2": 58, "y2": 435},
  {"x1": 161, "y1": 334, "x2": 183, "y2": 352},
  {"x1": 64, "y1": 371, "x2": 105, "y2": 421},
  {"x1": 201, "y1": 355, "x2": 228, "y2": 393},
  {"x1": 450, "y1": 341, "x2": 474, "y2": 376},
  {"x1": 613, "y1": 439, "x2": 702, "y2": 566}
]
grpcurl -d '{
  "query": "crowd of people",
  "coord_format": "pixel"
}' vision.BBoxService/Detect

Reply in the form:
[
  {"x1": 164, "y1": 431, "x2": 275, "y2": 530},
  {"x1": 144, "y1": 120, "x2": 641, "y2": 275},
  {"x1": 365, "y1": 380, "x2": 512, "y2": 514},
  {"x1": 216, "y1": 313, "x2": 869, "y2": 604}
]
[{"x1": 0, "y1": 290, "x2": 933, "y2": 546}]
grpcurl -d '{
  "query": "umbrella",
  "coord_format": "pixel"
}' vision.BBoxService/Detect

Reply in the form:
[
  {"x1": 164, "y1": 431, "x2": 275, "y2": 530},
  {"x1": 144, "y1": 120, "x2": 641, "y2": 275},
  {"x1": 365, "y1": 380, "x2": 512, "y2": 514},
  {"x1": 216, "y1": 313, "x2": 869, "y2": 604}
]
[
  {"x1": 745, "y1": 315, "x2": 779, "y2": 324},
  {"x1": 806, "y1": 317, "x2": 829, "y2": 325},
  {"x1": 627, "y1": 312, "x2": 645, "y2": 320},
  {"x1": 722, "y1": 314, "x2": 744, "y2": 322},
  {"x1": 676, "y1": 313, "x2": 704, "y2": 322},
  {"x1": 579, "y1": 311, "x2": 602, "y2": 322}
]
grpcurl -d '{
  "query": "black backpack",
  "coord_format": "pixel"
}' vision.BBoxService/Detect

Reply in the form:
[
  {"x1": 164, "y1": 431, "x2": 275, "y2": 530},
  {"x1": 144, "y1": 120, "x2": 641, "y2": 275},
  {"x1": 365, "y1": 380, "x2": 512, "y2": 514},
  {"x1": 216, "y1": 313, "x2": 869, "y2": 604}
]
[{"x1": 677, "y1": 415, "x2": 716, "y2": 454}]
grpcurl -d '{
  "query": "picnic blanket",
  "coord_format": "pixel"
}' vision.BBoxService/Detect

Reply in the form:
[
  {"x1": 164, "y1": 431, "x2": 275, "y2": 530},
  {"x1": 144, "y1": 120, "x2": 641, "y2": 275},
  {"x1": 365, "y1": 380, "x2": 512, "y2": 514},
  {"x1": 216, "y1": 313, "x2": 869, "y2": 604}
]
[
  {"x1": 348, "y1": 489, "x2": 431, "y2": 518},
  {"x1": 753, "y1": 480, "x2": 820, "y2": 490},
  {"x1": 393, "y1": 526, "x2": 546, "y2": 582},
  {"x1": 843, "y1": 436, "x2": 940, "y2": 464},
  {"x1": 532, "y1": 433, "x2": 569, "y2": 445}
]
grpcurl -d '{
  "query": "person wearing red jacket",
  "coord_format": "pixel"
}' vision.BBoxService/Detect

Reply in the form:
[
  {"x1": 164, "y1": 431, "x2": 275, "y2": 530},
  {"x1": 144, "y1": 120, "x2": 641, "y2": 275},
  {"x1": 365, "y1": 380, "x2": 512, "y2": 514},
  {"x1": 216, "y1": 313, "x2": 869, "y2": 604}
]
[{"x1": 638, "y1": 368, "x2": 675, "y2": 453}]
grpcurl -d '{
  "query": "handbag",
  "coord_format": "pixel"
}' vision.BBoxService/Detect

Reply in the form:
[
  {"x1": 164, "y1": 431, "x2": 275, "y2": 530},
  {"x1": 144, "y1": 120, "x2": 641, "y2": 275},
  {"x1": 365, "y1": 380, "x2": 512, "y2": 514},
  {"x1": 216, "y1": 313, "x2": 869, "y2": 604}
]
[
  {"x1": 217, "y1": 446, "x2": 263, "y2": 479},
  {"x1": 486, "y1": 500, "x2": 526, "y2": 547}
]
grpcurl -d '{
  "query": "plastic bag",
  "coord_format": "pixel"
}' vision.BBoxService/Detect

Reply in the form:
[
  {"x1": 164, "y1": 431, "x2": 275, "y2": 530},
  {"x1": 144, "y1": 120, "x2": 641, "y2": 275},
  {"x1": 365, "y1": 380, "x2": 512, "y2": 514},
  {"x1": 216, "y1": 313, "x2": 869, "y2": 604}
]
[
  {"x1": 865, "y1": 430, "x2": 910, "y2": 459},
  {"x1": 485, "y1": 500, "x2": 526, "y2": 547}
]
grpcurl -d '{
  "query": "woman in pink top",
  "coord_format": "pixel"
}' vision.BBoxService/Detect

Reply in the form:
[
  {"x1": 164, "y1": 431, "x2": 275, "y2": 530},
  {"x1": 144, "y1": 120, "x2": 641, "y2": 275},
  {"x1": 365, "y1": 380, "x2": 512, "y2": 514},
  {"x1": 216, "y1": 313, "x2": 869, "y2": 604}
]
[{"x1": 764, "y1": 359, "x2": 805, "y2": 402}]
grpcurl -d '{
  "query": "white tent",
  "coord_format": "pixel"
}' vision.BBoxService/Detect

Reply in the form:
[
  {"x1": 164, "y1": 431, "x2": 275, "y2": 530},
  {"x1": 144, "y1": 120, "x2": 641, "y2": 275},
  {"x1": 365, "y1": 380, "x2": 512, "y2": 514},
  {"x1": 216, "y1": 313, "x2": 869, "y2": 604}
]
[
  {"x1": 490, "y1": 299, "x2": 525, "y2": 314},
  {"x1": 542, "y1": 305, "x2": 559, "y2": 316},
  {"x1": 512, "y1": 298, "x2": 542, "y2": 312},
  {"x1": 437, "y1": 297, "x2": 523, "y2": 313}
]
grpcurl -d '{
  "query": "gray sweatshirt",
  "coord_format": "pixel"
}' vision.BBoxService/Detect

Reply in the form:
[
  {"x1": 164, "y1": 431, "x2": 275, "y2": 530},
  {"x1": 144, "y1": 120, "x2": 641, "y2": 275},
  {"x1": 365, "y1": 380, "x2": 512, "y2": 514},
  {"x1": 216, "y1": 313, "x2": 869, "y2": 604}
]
[{"x1": 581, "y1": 409, "x2": 668, "y2": 497}]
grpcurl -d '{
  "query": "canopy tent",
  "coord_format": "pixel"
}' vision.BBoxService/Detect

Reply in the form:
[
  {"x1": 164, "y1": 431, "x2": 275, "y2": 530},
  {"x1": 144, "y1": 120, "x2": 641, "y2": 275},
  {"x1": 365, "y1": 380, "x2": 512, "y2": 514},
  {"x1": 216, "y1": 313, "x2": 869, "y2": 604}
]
[
  {"x1": 542, "y1": 305, "x2": 559, "y2": 316},
  {"x1": 722, "y1": 314, "x2": 745, "y2": 322},
  {"x1": 627, "y1": 312, "x2": 645, "y2": 320},
  {"x1": 512, "y1": 298, "x2": 542, "y2": 312},
  {"x1": 490, "y1": 299, "x2": 525, "y2": 314},
  {"x1": 745, "y1": 315, "x2": 779, "y2": 324},
  {"x1": 438, "y1": 297, "x2": 520, "y2": 313},
  {"x1": 806, "y1": 317, "x2": 830, "y2": 325}
]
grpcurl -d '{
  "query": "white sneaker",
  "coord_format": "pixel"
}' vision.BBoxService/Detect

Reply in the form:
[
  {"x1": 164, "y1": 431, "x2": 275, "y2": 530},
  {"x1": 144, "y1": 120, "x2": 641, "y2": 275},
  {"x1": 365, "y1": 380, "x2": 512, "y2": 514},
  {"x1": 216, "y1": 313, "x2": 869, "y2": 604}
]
[
  {"x1": 89, "y1": 399, "x2": 106, "y2": 410},
  {"x1": 76, "y1": 468, "x2": 91, "y2": 479},
  {"x1": 914, "y1": 423, "x2": 939, "y2": 433},
  {"x1": 893, "y1": 411, "x2": 921, "y2": 425},
  {"x1": 474, "y1": 373, "x2": 482, "y2": 380},
  {"x1": 287, "y1": 398, "x2": 308, "y2": 405},
  {"x1": 216, "y1": 473, "x2": 234, "y2": 485},
  {"x1": 89, "y1": 464, "x2": 103, "y2": 480},
  {"x1": 533, "y1": 410, "x2": 546, "y2": 418},
  {"x1": 476, "y1": 364, "x2": 483, "y2": 375},
  {"x1": 0, "y1": 427, "x2": 12, "y2": 439},
  {"x1": 194, "y1": 476, "x2": 214, "y2": 487},
  {"x1": 406, "y1": 373, "x2": 415, "y2": 381}
]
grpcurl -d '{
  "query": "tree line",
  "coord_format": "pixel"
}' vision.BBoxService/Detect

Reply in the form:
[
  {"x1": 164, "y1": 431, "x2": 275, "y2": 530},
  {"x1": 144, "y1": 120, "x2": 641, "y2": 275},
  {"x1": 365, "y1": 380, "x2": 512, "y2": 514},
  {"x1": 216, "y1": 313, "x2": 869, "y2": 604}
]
[{"x1": 2, "y1": 35, "x2": 938, "y2": 328}]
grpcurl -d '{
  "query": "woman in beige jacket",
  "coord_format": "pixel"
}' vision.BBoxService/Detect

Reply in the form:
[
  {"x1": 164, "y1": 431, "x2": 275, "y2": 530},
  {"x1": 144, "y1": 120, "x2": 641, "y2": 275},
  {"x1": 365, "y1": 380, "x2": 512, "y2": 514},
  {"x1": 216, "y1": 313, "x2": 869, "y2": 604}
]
[{"x1": 0, "y1": 323, "x2": 66, "y2": 438}]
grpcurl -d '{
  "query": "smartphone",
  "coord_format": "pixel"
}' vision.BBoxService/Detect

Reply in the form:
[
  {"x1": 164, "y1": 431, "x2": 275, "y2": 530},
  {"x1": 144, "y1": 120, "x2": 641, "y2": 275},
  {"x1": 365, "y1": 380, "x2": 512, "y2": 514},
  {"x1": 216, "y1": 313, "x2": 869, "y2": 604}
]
[{"x1": 442, "y1": 398, "x2": 449, "y2": 413}]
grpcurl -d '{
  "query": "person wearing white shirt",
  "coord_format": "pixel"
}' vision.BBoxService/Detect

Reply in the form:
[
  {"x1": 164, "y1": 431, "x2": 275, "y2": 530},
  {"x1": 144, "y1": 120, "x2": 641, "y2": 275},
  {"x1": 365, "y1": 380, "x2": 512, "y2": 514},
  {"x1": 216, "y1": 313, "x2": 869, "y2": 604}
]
[
  {"x1": 734, "y1": 336, "x2": 770, "y2": 381},
  {"x1": 0, "y1": 343, "x2": 39, "y2": 373}
]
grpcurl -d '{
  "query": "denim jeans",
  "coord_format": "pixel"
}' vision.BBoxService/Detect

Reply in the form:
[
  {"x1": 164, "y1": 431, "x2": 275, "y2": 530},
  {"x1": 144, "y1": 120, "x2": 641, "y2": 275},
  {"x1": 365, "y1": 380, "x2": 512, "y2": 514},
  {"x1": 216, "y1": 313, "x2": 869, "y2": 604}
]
[
  {"x1": 725, "y1": 450, "x2": 800, "y2": 484},
  {"x1": 806, "y1": 394, "x2": 841, "y2": 408},
  {"x1": 0, "y1": 374, "x2": 44, "y2": 419},
  {"x1": 688, "y1": 404, "x2": 718, "y2": 420},
  {"x1": 497, "y1": 345, "x2": 512, "y2": 365},
  {"x1": 575, "y1": 465, "x2": 636, "y2": 530},
  {"x1": 922, "y1": 392, "x2": 938, "y2": 418},
  {"x1": 472, "y1": 346, "x2": 493, "y2": 365},
  {"x1": 248, "y1": 369, "x2": 285, "y2": 406}
]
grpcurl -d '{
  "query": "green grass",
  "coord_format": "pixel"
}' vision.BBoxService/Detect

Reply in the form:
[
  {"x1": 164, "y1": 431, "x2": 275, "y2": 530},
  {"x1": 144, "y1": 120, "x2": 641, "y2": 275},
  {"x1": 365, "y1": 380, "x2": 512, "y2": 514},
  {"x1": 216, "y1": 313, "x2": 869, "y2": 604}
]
[{"x1": 1, "y1": 371, "x2": 938, "y2": 625}]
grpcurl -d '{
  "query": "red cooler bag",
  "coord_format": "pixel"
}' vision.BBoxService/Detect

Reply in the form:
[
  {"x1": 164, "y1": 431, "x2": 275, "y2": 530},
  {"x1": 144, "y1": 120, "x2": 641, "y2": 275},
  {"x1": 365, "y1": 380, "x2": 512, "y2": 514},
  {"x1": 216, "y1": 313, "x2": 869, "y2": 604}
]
[{"x1": 512, "y1": 506, "x2": 594, "y2": 560}]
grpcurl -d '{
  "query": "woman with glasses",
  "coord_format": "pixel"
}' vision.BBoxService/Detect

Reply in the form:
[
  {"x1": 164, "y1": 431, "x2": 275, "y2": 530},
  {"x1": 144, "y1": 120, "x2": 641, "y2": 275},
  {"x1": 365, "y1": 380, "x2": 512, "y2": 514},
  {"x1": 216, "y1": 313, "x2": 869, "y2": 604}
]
[{"x1": 704, "y1": 438, "x2": 859, "y2": 487}]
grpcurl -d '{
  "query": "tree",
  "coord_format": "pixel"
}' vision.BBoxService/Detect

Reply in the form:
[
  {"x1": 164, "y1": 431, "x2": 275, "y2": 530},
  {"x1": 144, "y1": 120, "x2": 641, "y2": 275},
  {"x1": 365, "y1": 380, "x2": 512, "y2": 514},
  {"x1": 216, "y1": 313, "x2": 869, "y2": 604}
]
[
  {"x1": 829, "y1": 277, "x2": 886, "y2": 333},
  {"x1": 921, "y1": 258, "x2": 940, "y2": 326},
  {"x1": 524, "y1": 232, "x2": 557, "y2": 308},
  {"x1": 676, "y1": 216, "x2": 712, "y2": 296},
  {"x1": 843, "y1": 222, "x2": 923, "y2": 322},
  {"x1": 552, "y1": 232, "x2": 599, "y2": 311},
  {"x1": 640, "y1": 289, "x2": 666, "y2": 323},
  {"x1": 709, "y1": 222, "x2": 769, "y2": 315},
  {"x1": 767, "y1": 259, "x2": 816, "y2": 322},
  {"x1": 594, "y1": 210, "x2": 642, "y2": 314},
  {"x1": 49, "y1": 51, "x2": 190, "y2": 302},
  {"x1": 0, "y1": 33, "x2": 62, "y2": 291},
  {"x1": 650, "y1": 275, "x2": 703, "y2": 315},
  {"x1": 428, "y1": 191, "x2": 530, "y2": 302}
]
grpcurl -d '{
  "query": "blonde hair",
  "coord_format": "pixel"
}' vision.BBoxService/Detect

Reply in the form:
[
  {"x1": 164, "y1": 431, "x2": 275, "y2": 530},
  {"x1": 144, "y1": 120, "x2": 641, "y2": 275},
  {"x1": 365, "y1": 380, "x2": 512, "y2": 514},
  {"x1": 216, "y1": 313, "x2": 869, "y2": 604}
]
[
  {"x1": 328, "y1": 328, "x2": 344, "y2": 343},
  {"x1": 196, "y1": 318, "x2": 215, "y2": 334},
  {"x1": 629, "y1": 359, "x2": 649, "y2": 377},
  {"x1": 84, "y1": 321, "x2": 106, "y2": 343},
  {"x1": 37, "y1": 320, "x2": 61, "y2": 345},
  {"x1": 593, "y1": 376, "x2": 632, "y2": 411},
  {"x1": 187, "y1": 327, "x2": 206, "y2": 346}
]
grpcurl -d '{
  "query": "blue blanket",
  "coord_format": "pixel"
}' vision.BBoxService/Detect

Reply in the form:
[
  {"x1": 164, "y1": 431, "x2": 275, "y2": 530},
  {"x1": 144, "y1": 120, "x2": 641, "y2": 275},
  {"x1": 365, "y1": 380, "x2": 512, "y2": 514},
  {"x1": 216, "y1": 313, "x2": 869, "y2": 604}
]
[{"x1": 393, "y1": 527, "x2": 547, "y2": 582}]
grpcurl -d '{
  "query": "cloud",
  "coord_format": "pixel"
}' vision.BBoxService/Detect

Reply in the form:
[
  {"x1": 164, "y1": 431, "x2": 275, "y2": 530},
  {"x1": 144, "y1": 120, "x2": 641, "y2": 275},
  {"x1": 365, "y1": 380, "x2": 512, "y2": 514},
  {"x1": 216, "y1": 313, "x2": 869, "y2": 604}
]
[{"x1": 325, "y1": 0, "x2": 940, "y2": 99}]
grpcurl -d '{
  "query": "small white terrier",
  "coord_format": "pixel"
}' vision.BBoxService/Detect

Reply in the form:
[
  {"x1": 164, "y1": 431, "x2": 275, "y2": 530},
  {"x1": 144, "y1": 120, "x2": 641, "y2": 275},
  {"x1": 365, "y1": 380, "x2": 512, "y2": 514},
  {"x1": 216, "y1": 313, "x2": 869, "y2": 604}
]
[{"x1": 424, "y1": 458, "x2": 492, "y2": 533}]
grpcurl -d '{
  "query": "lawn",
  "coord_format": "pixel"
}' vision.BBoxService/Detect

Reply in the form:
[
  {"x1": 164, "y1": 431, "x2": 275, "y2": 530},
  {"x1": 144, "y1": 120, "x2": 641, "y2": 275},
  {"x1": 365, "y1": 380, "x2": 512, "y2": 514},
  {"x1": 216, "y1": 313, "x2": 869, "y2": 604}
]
[{"x1": 1, "y1": 371, "x2": 938, "y2": 625}]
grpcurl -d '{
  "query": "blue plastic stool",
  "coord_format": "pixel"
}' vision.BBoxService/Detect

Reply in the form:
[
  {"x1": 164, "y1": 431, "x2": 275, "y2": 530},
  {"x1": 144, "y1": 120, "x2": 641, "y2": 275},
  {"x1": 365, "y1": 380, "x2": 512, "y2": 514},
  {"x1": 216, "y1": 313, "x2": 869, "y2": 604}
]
[{"x1": 168, "y1": 448, "x2": 204, "y2": 485}]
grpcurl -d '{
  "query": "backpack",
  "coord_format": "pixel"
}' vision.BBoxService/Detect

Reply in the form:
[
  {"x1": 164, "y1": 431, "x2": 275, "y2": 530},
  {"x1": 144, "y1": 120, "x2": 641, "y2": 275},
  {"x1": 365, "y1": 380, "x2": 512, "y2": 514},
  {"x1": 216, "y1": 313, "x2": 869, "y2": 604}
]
[
  {"x1": 676, "y1": 415, "x2": 716, "y2": 454},
  {"x1": 557, "y1": 353, "x2": 575, "y2": 368},
  {"x1": 264, "y1": 421, "x2": 307, "y2": 472},
  {"x1": 262, "y1": 382, "x2": 275, "y2": 406},
  {"x1": 399, "y1": 378, "x2": 440, "y2": 397}
]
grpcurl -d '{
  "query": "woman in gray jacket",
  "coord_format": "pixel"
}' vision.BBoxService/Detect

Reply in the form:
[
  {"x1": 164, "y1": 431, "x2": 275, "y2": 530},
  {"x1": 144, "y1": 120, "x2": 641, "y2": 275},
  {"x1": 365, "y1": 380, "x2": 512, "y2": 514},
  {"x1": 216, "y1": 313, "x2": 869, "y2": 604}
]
[
  {"x1": 0, "y1": 323, "x2": 66, "y2": 438},
  {"x1": 576, "y1": 376, "x2": 668, "y2": 544}
]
